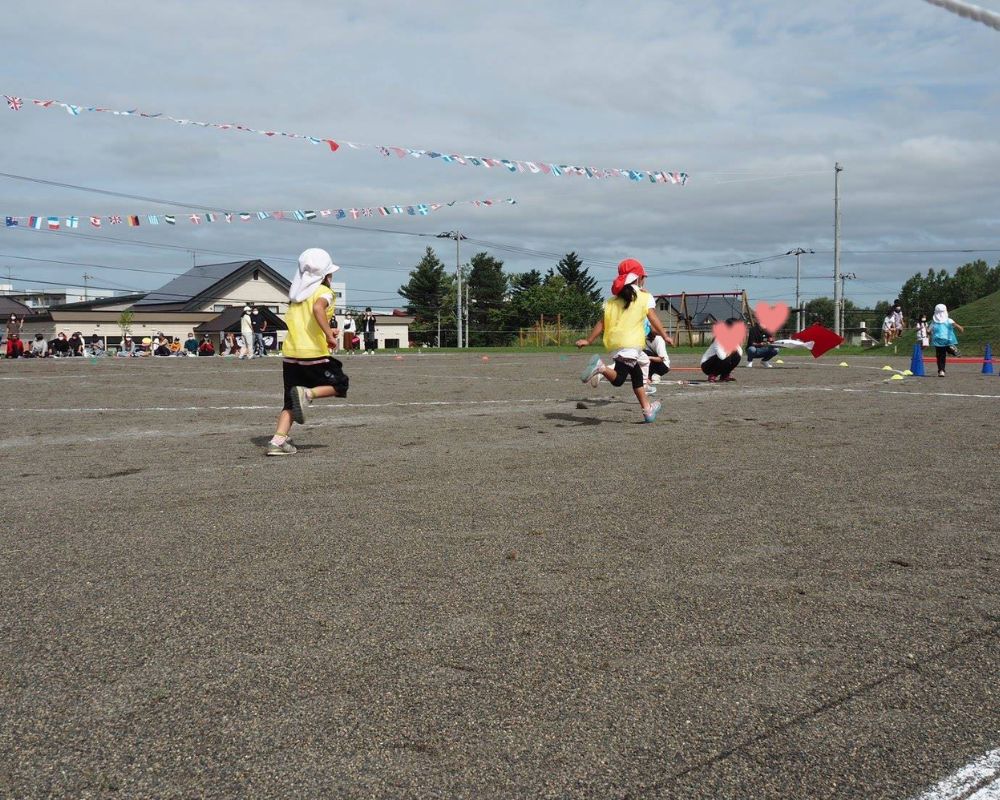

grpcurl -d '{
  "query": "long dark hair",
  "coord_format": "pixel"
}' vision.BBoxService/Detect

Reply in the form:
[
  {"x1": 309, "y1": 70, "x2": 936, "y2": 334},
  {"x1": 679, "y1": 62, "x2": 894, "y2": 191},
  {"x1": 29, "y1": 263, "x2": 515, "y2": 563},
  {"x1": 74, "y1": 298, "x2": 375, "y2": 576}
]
[{"x1": 619, "y1": 284, "x2": 637, "y2": 309}]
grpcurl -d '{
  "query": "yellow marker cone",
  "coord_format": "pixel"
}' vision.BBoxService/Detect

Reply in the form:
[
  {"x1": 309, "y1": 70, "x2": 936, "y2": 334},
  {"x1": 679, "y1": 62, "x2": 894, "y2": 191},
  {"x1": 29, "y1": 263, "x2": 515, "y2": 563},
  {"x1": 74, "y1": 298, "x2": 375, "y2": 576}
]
[
  {"x1": 881, "y1": 365, "x2": 894, "y2": 371},
  {"x1": 839, "y1": 361, "x2": 849, "y2": 367},
  {"x1": 902, "y1": 369, "x2": 913, "y2": 376},
  {"x1": 775, "y1": 359, "x2": 784, "y2": 364},
  {"x1": 889, "y1": 373, "x2": 905, "y2": 381}
]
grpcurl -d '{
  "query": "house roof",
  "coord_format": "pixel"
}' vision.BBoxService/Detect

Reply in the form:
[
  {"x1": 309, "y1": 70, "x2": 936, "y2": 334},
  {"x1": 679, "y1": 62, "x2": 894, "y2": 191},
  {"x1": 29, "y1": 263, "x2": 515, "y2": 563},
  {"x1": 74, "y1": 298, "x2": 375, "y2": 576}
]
[
  {"x1": 134, "y1": 260, "x2": 290, "y2": 311},
  {"x1": 48, "y1": 293, "x2": 147, "y2": 312},
  {"x1": 0, "y1": 296, "x2": 32, "y2": 317},
  {"x1": 656, "y1": 295, "x2": 746, "y2": 327},
  {"x1": 193, "y1": 306, "x2": 287, "y2": 334}
]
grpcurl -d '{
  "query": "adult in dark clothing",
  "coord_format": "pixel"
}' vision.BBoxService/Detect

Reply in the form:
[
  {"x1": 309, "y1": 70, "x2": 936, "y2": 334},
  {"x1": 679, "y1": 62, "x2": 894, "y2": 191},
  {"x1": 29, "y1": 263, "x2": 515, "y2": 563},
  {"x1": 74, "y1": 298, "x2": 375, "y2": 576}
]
[
  {"x1": 50, "y1": 333, "x2": 71, "y2": 357},
  {"x1": 251, "y1": 307, "x2": 268, "y2": 357},
  {"x1": 197, "y1": 335, "x2": 215, "y2": 356},
  {"x1": 360, "y1": 308, "x2": 377, "y2": 353},
  {"x1": 746, "y1": 322, "x2": 779, "y2": 368},
  {"x1": 67, "y1": 332, "x2": 85, "y2": 356},
  {"x1": 700, "y1": 339, "x2": 742, "y2": 383}
]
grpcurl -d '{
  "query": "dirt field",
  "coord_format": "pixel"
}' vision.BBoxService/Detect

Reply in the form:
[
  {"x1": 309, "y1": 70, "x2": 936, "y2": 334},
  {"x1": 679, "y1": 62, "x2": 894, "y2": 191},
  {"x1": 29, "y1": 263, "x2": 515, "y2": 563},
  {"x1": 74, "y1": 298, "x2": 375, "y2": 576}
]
[{"x1": 2, "y1": 352, "x2": 998, "y2": 799}]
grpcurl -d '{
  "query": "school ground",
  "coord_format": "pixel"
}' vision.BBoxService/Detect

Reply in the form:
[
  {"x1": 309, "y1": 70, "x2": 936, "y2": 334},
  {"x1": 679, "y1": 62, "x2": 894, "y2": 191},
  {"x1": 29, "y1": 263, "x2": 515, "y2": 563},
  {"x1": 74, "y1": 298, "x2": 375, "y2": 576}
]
[{"x1": 2, "y1": 352, "x2": 998, "y2": 799}]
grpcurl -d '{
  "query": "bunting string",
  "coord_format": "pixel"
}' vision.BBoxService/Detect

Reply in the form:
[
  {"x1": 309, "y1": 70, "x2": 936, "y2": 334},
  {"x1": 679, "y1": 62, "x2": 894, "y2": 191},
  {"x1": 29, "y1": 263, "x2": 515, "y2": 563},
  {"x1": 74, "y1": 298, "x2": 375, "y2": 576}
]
[
  {"x1": 2, "y1": 93, "x2": 688, "y2": 186},
  {"x1": 3, "y1": 198, "x2": 517, "y2": 231}
]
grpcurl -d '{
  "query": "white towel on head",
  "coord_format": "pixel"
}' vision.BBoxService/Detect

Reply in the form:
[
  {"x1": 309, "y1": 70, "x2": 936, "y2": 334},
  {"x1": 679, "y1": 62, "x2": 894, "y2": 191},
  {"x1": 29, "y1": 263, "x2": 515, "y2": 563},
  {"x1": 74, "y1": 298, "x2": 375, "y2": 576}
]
[
  {"x1": 289, "y1": 248, "x2": 339, "y2": 303},
  {"x1": 932, "y1": 303, "x2": 949, "y2": 324}
]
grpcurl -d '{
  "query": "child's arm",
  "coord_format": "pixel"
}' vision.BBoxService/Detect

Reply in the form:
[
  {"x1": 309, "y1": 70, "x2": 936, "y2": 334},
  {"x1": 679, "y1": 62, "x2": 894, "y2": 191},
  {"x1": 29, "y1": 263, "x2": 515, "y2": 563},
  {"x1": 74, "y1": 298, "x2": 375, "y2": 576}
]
[
  {"x1": 576, "y1": 319, "x2": 604, "y2": 348},
  {"x1": 953, "y1": 321, "x2": 964, "y2": 333},
  {"x1": 647, "y1": 310, "x2": 673, "y2": 346},
  {"x1": 313, "y1": 297, "x2": 338, "y2": 349}
]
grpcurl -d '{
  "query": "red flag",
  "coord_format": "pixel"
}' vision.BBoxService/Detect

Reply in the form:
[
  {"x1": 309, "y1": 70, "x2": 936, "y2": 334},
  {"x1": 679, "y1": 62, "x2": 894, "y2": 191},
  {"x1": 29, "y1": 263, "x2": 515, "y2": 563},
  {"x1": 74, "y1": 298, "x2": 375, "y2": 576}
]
[
  {"x1": 324, "y1": 139, "x2": 339, "y2": 152},
  {"x1": 793, "y1": 324, "x2": 844, "y2": 358}
]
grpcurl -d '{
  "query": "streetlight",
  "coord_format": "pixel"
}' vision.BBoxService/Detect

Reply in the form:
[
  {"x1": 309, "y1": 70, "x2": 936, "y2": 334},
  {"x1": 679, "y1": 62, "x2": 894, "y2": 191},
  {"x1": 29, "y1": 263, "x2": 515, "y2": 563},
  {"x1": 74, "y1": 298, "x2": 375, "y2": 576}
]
[
  {"x1": 785, "y1": 248, "x2": 814, "y2": 331},
  {"x1": 437, "y1": 231, "x2": 467, "y2": 348}
]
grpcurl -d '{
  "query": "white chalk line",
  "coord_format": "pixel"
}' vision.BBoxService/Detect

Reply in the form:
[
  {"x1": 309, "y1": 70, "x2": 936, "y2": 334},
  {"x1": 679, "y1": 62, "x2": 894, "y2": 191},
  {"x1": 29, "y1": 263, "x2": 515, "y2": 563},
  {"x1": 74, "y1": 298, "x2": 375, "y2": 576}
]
[{"x1": 911, "y1": 747, "x2": 1000, "y2": 800}]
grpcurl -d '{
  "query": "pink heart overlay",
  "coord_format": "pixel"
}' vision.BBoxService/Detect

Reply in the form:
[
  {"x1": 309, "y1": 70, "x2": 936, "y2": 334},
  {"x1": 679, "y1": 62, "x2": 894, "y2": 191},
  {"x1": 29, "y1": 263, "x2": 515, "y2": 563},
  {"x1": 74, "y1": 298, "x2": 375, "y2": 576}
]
[
  {"x1": 712, "y1": 320, "x2": 747, "y2": 355},
  {"x1": 754, "y1": 302, "x2": 789, "y2": 335}
]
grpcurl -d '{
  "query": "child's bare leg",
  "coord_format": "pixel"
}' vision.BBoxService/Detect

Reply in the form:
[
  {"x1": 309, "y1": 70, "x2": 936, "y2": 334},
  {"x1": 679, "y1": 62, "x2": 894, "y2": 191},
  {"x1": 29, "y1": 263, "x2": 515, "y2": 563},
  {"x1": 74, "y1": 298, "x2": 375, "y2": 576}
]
[
  {"x1": 599, "y1": 365, "x2": 617, "y2": 383},
  {"x1": 633, "y1": 385, "x2": 651, "y2": 412},
  {"x1": 274, "y1": 409, "x2": 294, "y2": 439},
  {"x1": 306, "y1": 386, "x2": 338, "y2": 400}
]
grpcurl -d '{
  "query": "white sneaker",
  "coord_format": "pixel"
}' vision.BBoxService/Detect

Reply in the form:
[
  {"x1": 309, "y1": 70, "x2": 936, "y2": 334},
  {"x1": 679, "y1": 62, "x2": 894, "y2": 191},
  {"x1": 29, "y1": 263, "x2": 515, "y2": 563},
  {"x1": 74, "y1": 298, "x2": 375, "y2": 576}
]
[
  {"x1": 589, "y1": 372, "x2": 602, "y2": 388},
  {"x1": 644, "y1": 384, "x2": 657, "y2": 396},
  {"x1": 765, "y1": 361, "x2": 774, "y2": 368},
  {"x1": 746, "y1": 360, "x2": 753, "y2": 368}
]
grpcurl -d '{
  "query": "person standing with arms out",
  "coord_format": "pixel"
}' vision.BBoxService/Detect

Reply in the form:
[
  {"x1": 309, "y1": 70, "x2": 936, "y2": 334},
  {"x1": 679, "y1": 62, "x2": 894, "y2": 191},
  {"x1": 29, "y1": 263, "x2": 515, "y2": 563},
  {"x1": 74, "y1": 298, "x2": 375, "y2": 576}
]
[
  {"x1": 267, "y1": 248, "x2": 350, "y2": 456},
  {"x1": 930, "y1": 303, "x2": 964, "y2": 377},
  {"x1": 361, "y1": 307, "x2": 377, "y2": 354},
  {"x1": 5, "y1": 313, "x2": 24, "y2": 358},
  {"x1": 576, "y1": 265, "x2": 669, "y2": 423}
]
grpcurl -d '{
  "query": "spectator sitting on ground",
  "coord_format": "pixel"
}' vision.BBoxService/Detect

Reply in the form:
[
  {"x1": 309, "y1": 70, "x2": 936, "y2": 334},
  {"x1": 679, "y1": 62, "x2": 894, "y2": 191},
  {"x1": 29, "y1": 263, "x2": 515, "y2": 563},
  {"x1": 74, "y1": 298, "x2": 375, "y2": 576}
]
[
  {"x1": 746, "y1": 320, "x2": 779, "y2": 368},
  {"x1": 198, "y1": 335, "x2": 215, "y2": 356},
  {"x1": 50, "y1": 332, "x2": 71, "y2": 357},
  {"x1": 26, "y1": 334, "x2": 48, "y2": 358},
  {"x1": 184, "y1": 332, "x2": 198, "y2": 356},
  {"x1": 67, "y1": 332, "x2": 84, "y2": 356},
  {"x1": 168, "y1": 338, "x2": 183, "y2": 355},
  {"x1": 138, "y1": 337, "x2": 153, "y2": 356},
  {"x1": 154, "y1": 337, "x2": 173, "y2": 356},
  {"x1": 117, "y1": 335, "x2": 136, "y2": 357}
]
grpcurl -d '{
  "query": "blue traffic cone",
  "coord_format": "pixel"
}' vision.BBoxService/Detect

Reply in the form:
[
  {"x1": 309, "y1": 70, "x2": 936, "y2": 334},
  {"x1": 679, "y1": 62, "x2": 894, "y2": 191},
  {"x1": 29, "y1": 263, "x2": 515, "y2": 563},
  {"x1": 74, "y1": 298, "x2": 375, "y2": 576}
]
[
  {"x1": 910, "y1": 343, "x2": 925, "y2": 377},
  {"x1": 983, "y1": 343, "x2": 994, "y2": 375}
]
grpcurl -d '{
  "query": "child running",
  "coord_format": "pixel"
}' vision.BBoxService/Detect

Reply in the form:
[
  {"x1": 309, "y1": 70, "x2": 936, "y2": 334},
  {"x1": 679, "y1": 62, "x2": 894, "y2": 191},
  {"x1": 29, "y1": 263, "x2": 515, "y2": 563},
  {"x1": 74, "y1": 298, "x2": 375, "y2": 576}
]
[
  {"x1": 267, "y1": 248, "x2": 350, "y2": 456},
  {"x1": 930, "y1": 303, "x2": 964, "y2": 377},
  {"x1": 576, "y1": 262, "x2": 671, "y2": 423}
]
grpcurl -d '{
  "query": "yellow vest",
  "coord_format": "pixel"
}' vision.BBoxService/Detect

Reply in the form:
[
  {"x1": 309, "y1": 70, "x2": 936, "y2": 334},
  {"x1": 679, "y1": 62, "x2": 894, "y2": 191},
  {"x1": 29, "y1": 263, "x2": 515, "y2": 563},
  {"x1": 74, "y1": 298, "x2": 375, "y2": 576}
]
[
  {"x1": 603, "y1": 289, "x2": 650, "y2": 351},
  {"x1": 282, "y1": 284, "x2": 335, "y2": 359}
]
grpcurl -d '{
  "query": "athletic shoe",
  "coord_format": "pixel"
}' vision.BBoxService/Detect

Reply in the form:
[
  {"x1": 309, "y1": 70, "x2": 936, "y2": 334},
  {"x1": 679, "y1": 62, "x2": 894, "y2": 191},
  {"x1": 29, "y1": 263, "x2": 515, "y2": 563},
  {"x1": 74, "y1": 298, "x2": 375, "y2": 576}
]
[
  {"x1": 290, "y1": 385, "x2": 309, "y2": 424},
  {"x1": 721, "y1": 374, "x2": 737, "y2": 382},
  {"x1": 765, "y1": 361, "x2": 774, "y2": 368},
  {"x1": 707, "y1": 375, "x2": 719, "y2": 383},
  {"x1": 267, "y1": 439, "x2": 297, "y2": 456},
  {"x1": 643, "y1": 400, "x2": 662, "y2": 423},
  {"x1": 651, "y1": 374, "x2": 661, "y2": 384},
  {"x1": 938, "y1": 370, "x2": 945, "y2": 377},
  {"x1": 746, "y1": 360, "x2": 753, "y2": 368},
  {"x1": 589, "y1": 372, "x2": 602, "y2": 388},
  {"x1": 580, "y1": 355, "x2": 604, "y2": 384},
  {"x1": 644, "y1": 384, "x2": 657, "y2": 396}
]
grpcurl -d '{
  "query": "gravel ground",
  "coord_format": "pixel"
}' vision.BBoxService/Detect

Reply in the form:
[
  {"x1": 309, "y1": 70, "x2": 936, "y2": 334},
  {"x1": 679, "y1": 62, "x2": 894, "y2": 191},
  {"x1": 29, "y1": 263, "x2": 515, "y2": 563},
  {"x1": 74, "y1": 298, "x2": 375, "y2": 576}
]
[{"x1": 1, "y1": 352, "x2": 998, "y2": 799}]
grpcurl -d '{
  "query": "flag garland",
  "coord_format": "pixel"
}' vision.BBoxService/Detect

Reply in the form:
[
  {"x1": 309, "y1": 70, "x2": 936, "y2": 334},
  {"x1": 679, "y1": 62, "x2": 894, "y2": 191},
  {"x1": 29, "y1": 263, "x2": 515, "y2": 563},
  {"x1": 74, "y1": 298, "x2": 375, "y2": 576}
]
[
  {"x1": 3, "y1": 197, "x2": 517, "y2": 230},
  {"x1": 5, "y1": 92, "x2": 688, "y2": 185}
]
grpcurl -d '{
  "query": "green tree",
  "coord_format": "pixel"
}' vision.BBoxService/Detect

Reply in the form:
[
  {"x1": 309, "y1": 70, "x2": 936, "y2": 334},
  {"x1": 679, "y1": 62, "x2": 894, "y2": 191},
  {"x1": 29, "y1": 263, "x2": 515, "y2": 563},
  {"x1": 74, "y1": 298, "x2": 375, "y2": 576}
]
[
  {"x1": 399, "y1": 247, "x2": 451, "y2": 345},
  {"x1": 117, "y1": 308, "x2": 134, "y2": 338},
  {"x1": 508, "y1": 274, "x2": 603, "y2": 337},
  {"x1": 510, "y1": 270, "x2": 542, "y2": 295},
  {"x1": 803, "y1": 297, "x2": 859, "y2": 330},
  {"x1": 556, "y1": 252, "x2": 602, "y2": 302},
  {"x1": 466, "y1": 251, "x2": 509, "y2": 346}
]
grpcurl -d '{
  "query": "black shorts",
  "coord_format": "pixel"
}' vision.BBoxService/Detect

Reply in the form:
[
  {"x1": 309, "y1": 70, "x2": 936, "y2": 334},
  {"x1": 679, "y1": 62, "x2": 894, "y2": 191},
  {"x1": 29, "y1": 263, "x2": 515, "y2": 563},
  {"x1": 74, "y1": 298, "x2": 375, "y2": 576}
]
[
  {"x1": 610, "y1": 357, "x2": 645, "y2": 390},
  {"x1": 282, "y1": 357, "x2": 349, "y2": 410}
]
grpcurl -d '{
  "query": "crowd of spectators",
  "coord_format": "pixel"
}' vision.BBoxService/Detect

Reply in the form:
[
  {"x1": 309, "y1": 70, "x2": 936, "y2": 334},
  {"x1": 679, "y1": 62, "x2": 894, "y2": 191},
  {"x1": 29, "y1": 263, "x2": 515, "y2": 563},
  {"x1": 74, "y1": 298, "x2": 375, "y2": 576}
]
[{"x1": 3, "y1": 329, "x2": 273, "y2": 359}]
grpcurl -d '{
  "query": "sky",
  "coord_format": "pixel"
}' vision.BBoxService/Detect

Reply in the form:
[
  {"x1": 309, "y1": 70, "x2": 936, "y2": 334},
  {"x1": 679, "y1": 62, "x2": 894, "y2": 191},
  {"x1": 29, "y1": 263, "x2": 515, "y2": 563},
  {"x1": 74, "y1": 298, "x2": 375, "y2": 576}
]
[{"x1": 2, "y1": 0, "x2": 999, "y2": 312}]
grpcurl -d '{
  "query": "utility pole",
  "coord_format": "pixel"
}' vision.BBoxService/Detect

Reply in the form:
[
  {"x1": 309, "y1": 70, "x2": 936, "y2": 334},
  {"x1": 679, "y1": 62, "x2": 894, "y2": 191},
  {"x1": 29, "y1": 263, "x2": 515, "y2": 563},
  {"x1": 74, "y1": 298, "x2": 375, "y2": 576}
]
[
  {"x1": 786, "y1": 248, "x2": 814, "y2": 331},
  {"x1": 437, "y1": 231, "x2": 467, "y2": 347},
  {"x1": 840, "y1": 272, "x2": 857, "y2": 336},
  {"x1": 82, "y1": 272, "x2": 93, "y2": 301},
  {"x1": 833, "y1": 162, "x2": 843, "y2": 338}
]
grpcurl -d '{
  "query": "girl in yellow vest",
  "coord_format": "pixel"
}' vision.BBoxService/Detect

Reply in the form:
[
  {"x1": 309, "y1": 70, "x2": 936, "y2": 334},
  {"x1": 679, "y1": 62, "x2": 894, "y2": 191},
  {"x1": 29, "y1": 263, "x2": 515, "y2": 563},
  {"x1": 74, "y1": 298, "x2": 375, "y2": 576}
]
[
  {"x1": 268, "y1": 248, "x2": 350, "y2": 456},
  {"x1": 576, "y1": 268, "x2": 672, "y2": 423}
]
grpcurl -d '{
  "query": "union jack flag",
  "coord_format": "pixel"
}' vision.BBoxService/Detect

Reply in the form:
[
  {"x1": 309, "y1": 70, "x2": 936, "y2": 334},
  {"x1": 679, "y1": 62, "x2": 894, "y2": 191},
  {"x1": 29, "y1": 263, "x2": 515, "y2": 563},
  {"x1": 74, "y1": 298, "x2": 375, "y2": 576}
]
[
  {"x1": 109, "y1": 215, "x2": 123, "y2": 224},
  {"x1": 361, "y1": 208, "x2": 373, "y2": 217},
  {"x1": 4, "y1": 95, "x2": 22, "y2": 111}
]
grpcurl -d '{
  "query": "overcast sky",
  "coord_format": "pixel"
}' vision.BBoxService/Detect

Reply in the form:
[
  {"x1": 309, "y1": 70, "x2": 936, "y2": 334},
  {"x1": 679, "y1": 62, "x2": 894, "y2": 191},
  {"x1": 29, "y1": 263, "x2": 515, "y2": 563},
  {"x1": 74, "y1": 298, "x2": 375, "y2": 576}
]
[{"x1": 2, "y1": 0, "x2": 998, "y2": 311}]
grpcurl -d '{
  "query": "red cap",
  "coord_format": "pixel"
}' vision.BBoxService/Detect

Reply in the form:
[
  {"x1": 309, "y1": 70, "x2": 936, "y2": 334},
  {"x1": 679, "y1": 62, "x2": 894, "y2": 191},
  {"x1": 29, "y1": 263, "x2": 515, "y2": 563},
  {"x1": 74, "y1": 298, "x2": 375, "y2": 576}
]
[{"x1": 617, "y1": 258, "x2": 646, "y2": 277}]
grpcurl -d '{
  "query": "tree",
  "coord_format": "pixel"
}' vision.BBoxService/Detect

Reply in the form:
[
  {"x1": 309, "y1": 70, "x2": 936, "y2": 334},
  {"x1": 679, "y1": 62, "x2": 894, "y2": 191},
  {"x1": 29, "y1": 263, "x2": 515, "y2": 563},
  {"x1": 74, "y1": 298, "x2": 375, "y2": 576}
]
[
  {"x1": 399, "y1": 247, "x2": 451, "y2": 345},
  {"x1": 804, "y1": 297, "x2": 858, "y2": 330},
  {"x1": 509, "y1": 270, "x2": 542, "y2": 295},
  {"x1": 465, "y1": 251, "x2": 508, "y2": 346},
  {"x1": 117, "y1": 308, "x2": 134, "y2": 338},
  {"x1": 556, "y1": 252, "x2": 601, "y2": 302}
]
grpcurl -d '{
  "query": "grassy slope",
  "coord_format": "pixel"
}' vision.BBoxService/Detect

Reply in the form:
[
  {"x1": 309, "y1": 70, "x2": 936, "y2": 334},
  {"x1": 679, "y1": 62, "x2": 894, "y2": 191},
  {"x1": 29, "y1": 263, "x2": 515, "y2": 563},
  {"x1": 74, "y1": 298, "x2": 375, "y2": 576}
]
[{"x1": 894, "y1": 288, "x2": 1000, "y2": 356}]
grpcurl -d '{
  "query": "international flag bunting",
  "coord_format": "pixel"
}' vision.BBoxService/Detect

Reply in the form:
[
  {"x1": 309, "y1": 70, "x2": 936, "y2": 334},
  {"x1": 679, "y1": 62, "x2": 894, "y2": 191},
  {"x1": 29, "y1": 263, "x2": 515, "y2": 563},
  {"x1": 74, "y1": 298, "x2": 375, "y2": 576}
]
[
  {"x1": 6, "y1": 91, "x2": 689, "y2": 185},
  {"x1": 5, "y1": 197, "x2": 518, "y2": 233}
]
